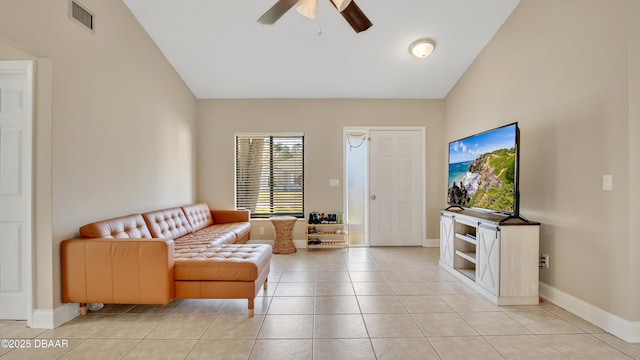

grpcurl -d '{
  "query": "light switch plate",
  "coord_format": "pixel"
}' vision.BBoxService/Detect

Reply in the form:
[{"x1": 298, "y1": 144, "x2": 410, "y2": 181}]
[{"x1": 602, "y1": 174, "x2": 613, "y2": 191}]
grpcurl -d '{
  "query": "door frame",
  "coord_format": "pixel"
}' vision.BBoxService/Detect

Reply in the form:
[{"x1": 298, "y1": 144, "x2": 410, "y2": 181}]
[
  {"x1": 0, "y1": 60, "x2": 34, "y2": 324},
  {"x1": 343, "y1": 126, "x2": 426, "y2": 247}
]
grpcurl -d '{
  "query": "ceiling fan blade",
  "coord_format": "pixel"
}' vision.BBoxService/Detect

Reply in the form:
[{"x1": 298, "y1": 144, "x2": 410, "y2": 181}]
[
  {"x1": 257, "y1": 0, "x2": 299, "y2": 25},
  {"x1": 331, "y1": 0, "x2": 352, "y2": 12},
  {"x1": 335, "y1": 0, "x2": 372, "y2": 33}
]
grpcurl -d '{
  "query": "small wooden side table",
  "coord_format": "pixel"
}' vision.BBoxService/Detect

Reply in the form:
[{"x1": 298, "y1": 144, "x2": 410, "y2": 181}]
[{"x1": 270, "y1": 216, "x2": 297, "y2": 254}]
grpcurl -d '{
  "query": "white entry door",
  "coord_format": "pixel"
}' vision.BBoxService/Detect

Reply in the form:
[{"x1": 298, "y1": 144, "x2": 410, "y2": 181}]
[
  {"x1": 369, "y1": 130, "x2": 423, "y2": 246},
  {"x1": 0, "y1": 61, "x2": 33, "y2": 320}
]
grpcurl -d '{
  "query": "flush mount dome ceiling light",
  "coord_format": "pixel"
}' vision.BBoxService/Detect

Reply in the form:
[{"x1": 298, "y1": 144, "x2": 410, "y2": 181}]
[{"x1": 409, "y1": 38, "x2": 436, "y2": 59}]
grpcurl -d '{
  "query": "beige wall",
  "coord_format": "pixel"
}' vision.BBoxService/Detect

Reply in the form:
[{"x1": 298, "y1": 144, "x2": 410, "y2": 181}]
[
  {"x1": 196, "y1": 99, "x2": 445, "y2": 241},
  {"x1": 628, "y1": 0, "x2": 640, "y2": 320},
  {"x1": 446, "y1": 0, "x2": 637, "y2": 320},
  {"x1": 0, "y1": 0, "x2": 197, "y2": 310}
]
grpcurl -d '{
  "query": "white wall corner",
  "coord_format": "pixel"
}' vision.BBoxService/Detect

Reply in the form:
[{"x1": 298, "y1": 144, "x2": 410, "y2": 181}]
[
  {"x1": 31, "y1": 303, "x2": 79, "y2": 329},
  {"x1": 539, "y1": 282, "x2": 640, "y2": 343}
]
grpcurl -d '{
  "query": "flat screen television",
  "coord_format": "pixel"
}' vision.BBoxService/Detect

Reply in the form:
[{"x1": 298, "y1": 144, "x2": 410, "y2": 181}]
[{"x1": 447, "y1": 122, "x2": 520, "y2": 217}]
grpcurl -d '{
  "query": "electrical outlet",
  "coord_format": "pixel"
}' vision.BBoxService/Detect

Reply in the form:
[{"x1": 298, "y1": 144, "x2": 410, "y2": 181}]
[
  {"x1": 259, "y1": 227, "x2": 264, "y2": 235},
  {"x1": 543, "y1": 253, "x2": 550, "y2": 268}
]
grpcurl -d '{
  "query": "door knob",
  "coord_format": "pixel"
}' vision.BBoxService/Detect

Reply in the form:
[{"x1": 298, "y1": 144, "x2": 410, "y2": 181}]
[{"x1": 370, "y1": 195, "x2": 377, "y2": 200}]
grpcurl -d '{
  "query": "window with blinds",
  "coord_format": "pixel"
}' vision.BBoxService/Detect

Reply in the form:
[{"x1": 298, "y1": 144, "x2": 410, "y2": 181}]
[{"x1": 235, "y1": 134, "x2": 304, "y2": 218}]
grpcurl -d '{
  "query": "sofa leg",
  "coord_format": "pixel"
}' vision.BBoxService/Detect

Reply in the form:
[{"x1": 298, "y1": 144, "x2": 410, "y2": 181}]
[
  {"x1": 248, "y1": 298, "x2": 254, "y2": 317},
  {"x1": 79, "y1": 303, "x2": 87, "y2": 316},
  {"x1": 264, "y1": 279, "x2": 268, "y2": 290}
]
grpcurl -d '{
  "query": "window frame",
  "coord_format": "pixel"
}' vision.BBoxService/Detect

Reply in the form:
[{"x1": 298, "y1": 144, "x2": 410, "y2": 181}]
[{"x1": 234, "y1": 132, "x2": 305, "y2": 219}]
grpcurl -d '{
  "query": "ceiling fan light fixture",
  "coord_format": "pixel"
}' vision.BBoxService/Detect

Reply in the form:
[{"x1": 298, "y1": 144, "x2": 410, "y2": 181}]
[
  {"x1": 331, "y1": 0, "x2": 352, "y2": 12},
  {"x1": 297, "y1": 0, "x2": 318, "y2": 19},
  {"x1": 409, "y1": 38, "x2": 436, "y2": 59}
]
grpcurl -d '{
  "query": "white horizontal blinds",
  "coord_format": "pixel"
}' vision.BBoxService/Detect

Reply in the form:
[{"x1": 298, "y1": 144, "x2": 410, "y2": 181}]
[{"x1": 236, "y1": 135, "x2": 304, "y2": 218}]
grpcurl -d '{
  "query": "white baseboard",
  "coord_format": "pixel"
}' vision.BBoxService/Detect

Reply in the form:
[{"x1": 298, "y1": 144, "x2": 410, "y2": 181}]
[
  {"x1": 293, "y1": 239, "x2": 307, "y2": 248},
  {"x1": 247, "y1": 239, "x2": 274, "y2": 245},
  {"x1": 249, "y1": 239, "x2": 307, "y2": 248},
  {"x1": 423, "y1": 238, "x2": 439, "y2": 247},
  {"x1": 31, "y1": 303, "x2": 79, "y2": 329},
  {"x1": 252, "y1": 239, "x2": 440, "y2": 248},
  {"x1": 539, "y1": 282, "x2": 640, "y2": 343}
]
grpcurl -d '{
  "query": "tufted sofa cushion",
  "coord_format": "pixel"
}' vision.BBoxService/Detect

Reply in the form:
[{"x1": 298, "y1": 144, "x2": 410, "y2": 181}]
[
  {"x1": 79, "y1": 214, "x2": 152, "y2": 239},
  {"x1": 143, "y1": 207, "x2": 193, "y2": 240},
  {"x1": 174, "y1": 244, "x2": 271, "y2": 281},
  {"x1": 177, "y1": 229, "x2": 237, "y2": 245},
  {"x1": 182, "y1": 203, "x2": 214, "y2": 232}
]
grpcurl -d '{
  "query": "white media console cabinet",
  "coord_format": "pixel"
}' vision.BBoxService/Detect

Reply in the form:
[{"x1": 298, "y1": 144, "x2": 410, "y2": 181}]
[{"x1": 440, "y1": 208, "x2": 540, "y2": 305}]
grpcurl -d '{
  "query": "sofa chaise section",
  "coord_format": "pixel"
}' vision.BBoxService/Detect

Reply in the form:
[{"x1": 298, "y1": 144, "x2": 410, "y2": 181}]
[{"x1": 173, "y1": 243, "x2": 270, "y2": 316}]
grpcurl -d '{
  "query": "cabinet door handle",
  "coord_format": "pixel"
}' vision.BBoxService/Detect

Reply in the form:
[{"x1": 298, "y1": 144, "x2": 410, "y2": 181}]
[{"x1": 370, "y1": 195, "x2": 377, "y2": 200}]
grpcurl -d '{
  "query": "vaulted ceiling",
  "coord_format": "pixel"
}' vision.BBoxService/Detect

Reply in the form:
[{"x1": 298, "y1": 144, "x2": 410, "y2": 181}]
[{"x1": 123, "y1": 0, "x2": 520, "y2": 99}]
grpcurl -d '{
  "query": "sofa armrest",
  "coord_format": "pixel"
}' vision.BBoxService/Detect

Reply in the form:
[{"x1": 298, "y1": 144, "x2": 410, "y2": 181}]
[
  {"x1": 61, "y1": 238, "x2": 175, "y2": 305},
  {"x1": 211, "y1": 209, "x2": 250, "y2": 224}
]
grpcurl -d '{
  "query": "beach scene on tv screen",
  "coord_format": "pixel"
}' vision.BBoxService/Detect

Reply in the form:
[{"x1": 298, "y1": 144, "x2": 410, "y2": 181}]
[{"x1": 448, "y1": 124, "x2": 517, "y2": 214}]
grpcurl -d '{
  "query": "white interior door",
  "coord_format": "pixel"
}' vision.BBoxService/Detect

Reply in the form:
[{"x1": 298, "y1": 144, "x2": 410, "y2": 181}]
[
  {"x1": 369, "y1": 129, "x2": 423, "y2": 246},
  {"x1": 0, "y1": 61, "x2": 33, "y2": 320}
]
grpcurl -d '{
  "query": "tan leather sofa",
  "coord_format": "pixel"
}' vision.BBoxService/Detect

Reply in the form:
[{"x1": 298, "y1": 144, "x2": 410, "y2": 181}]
[{"x1": 61, "y1": 203, "x2": 271, "y2": 316}]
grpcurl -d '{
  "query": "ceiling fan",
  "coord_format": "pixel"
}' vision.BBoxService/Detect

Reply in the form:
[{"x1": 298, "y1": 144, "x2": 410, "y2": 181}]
[{"x1": 258, "y1": 0, "x2": 373, "y2": 33}]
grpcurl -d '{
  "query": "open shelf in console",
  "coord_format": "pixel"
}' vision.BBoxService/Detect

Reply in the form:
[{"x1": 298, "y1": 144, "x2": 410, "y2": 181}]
[
  {"x1": 455, "y1": 250, "x2": 476, "y2": 263},
  {"x1": 453, "y1": 218, "x2": 477, "y2": 280},
  {"x1": 455, "y1": 233, "x2": 477, "y2": 245}
]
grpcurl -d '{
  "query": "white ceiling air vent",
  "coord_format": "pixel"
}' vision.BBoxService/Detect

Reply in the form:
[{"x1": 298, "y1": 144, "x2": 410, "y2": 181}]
[{"x1": 69, "y1": 0, "x2": 94, "y2": 33}]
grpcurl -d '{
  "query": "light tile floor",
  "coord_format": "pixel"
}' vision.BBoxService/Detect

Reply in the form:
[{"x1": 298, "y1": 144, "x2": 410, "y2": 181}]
[{"x1": 1, "y1": 247, "x2": 639, "y2": 359}]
